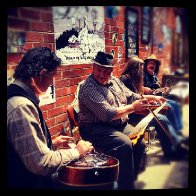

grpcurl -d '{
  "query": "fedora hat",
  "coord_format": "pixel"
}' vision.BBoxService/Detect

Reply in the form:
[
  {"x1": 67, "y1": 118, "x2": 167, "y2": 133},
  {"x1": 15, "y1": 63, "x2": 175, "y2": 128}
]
[
  {"x1": 94, "y1": 51, "x2": 114, "y2": 68},
  {"x1": 144, "y1": 54, "x2": 161, "y2": 66}
]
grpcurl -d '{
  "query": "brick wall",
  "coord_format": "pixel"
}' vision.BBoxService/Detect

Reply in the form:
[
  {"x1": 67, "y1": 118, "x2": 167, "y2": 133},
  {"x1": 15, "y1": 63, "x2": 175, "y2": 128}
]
[{"x1": 7, "y1": 6, "x2": 181, "y2": 137}]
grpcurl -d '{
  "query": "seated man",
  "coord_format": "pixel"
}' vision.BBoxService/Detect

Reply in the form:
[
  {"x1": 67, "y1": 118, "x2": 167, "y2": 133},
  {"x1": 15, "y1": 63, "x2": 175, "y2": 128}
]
[
  {"x1": 7, "y1": 47, "x2": 93, "y2": 189},
  {"x1": 143, "y1": 54, "x2": 185, "y2": 137},
  {"x1": 77, "y1": 51, "x2": 187, "y2": 190}
]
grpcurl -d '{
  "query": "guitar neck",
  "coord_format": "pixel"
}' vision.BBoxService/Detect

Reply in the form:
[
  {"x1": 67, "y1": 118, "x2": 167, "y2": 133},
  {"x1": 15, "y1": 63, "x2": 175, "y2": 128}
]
[{"x1": 132, "y1": 102, "x2": 166, "y2": 132}]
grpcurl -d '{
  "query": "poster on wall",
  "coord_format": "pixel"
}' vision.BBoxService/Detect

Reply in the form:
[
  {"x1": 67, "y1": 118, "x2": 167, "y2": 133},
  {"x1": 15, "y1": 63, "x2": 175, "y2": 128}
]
[
  {"x1": 53, "y1": 6, "x2": 105, "y2": 65},
  {"x1": 125, "y1": 7, "x2": 139, "y2": 58},
  {"x1": 7, "y1": 31, "x2": 26, "y2": 53},
  {"x1": 39, "y1": 81, "x2": 56, "y2": 106},
  {"x1": 7, "y1": 70, "x2": 56, "y2": 106},
  {"x1": 141, "y1": 7, "x2": 152, "y2": 44}
]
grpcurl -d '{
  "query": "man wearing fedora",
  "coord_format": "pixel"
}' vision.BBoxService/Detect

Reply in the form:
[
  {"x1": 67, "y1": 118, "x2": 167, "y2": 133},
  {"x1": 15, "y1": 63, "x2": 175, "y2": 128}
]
[{"x1": 78, "y1": 51, "x2": 167, "y2": 190}]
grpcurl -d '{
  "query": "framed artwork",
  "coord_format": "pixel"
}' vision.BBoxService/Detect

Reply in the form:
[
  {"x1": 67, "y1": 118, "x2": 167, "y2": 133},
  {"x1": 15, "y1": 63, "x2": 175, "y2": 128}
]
[
  {"x1": 39, "y1": 79, "x2": 56, "y2": 106},
  {"x1": 53, "y1": 6, "x2": 105, "y2": 65},
  {"x1": 7, "y1": 31, "x2": 26, "y2": 53},
  {"x1": 125, "y1": 7, "x2": 139, "y2": 58},
  {"x1": 141, "y1": 7, "x2": 152, "y2": 44},
  {"x1": 7, "y1": 70, "x2": 56, "y2": 106}
]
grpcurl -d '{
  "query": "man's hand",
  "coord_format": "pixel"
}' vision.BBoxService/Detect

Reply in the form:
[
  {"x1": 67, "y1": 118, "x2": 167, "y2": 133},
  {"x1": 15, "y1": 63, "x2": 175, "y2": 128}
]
[
  {"x1": 75, "y1": 140, "x2": 94, "y2": 157},
  {"x1": 52, "y1": 135, "x2": 74, "y2": 149}
]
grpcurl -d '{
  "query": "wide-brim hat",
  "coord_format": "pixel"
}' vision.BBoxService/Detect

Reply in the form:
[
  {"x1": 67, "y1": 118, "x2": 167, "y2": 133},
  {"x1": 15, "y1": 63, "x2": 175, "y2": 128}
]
[
  {"x1": 144, "y1": 54, "x2": 161, "y2": 66},
  {"x1": 94, "y1": 51, "x2": 114, "y2": 68}
]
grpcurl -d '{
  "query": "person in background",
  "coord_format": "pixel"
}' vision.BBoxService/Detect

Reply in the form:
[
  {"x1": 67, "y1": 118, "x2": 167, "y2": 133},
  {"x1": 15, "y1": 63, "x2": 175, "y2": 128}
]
[
  {"x1": 7, "y1": 47, "x2": 93, "y2": 189},
  {"x1": 78, "y1": 51, "x2": 170, "y2": 190},
  {"x1": 120, "y1": 56, "x2": 188, "y2": 159},
  {"x1": 143, "y1": 54, "x2": 185, "y2": 137}
]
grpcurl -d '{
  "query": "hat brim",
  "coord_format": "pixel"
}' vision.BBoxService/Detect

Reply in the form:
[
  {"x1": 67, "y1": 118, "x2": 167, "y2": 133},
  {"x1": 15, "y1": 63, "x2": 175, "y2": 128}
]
[
  {"x1": 94, "y1": 61, "x2": 114, "y2": 68},
  {"x1": 144, "y1": 59, "x2": 161, "y2": 66}
]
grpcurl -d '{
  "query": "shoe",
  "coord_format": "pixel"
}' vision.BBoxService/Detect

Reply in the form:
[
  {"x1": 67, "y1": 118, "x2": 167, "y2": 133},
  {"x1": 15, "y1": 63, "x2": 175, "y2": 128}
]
[
  {"x1": 176, "y1": 142, "x2": 189, "y2": 154},
  {"x1": 165, "y1": 143, "x2": 189, "y2": 160},
  {"x1": 180, "y1": 137, "x2": 189, "y2": 146}
]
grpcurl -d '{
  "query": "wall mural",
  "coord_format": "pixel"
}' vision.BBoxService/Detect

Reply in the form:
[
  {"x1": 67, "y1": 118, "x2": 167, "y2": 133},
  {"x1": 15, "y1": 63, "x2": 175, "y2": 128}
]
[{"x1": 53, "y1": 6, "x2": 105, "y2": 65}]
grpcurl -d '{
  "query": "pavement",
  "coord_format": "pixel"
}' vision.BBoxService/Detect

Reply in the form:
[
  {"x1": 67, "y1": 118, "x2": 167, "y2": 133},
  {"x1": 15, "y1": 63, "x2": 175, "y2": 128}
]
[{"x1": 134, "y1": 104, "x2": 189, "y2": 190}]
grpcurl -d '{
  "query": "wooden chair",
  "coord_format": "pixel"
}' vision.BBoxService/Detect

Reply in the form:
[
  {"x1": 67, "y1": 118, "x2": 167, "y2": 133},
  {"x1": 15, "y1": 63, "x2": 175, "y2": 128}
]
[{"x1": 67, "y1": 103, "x2": 81, "y2": 141}]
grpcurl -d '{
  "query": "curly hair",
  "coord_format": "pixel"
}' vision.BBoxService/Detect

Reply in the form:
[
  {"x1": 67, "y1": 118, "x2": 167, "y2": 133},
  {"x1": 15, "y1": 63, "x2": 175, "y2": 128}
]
[{"x1": 13, "y1": 47, "x2": 61, "y2": 81}]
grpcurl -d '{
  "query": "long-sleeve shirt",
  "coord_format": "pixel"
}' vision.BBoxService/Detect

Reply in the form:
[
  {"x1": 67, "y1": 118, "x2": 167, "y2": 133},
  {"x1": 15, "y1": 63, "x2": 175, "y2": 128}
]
[
  {"x1": 7, "y1": 80, "x2": 80, "y2": 177},
  {"x1": 78, "y1": 74, "x2": 140, "y2": 127}
]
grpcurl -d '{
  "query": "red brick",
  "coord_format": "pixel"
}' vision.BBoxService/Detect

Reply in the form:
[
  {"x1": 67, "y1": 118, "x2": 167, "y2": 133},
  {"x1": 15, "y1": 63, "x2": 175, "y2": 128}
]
[
  {"x1": 48, "y1": 106, "x2": 64, "y2": 118},
  {"x1": 55, "y1": 88, "x2": 64, "y2": 97},
  {"x1": 40, "y1": 103, "x2": 54, "y2": 111},
  {"x1": 56, "y1": 113, "x2": 67, "y2": 124},
  {"x1": 49, "y1": 124, "x2": 64, "y2": 136},
  {"x1": 43, "y1": 34, "x2": 55, "y2": 43},
  {"x1": 25, "y1": 43, "x2": 33, "y2": 50},
  {"x1": 118, "y1": 28, "x2": 124, "y2": 34},
  {"x1": 56, "y1": 80, "x2": 70, "y2": 88},
  {"x1": 26, "y1": 32, "x2": 44, "y2": 42},
  {"x1": 69, "y1": 85, "x2": 77, "y2": 94},
  {"x1": 20, "y1": 8, "x2": 41, "y2": 20},
  {"x1": 81, "y1": 68, "x2": 92, "y2": 76},
  {"x1": 30, "y1": 21, "x2": 51, "y2": 32},
  {"x1": 41, "y1": 12, "x2": 53, "y2": 22},
  {"x1": 105, "y1": 32, "x2": 112, "y2": 39},
  {"x1": 114, "y1": 21, "x2": 124, "y2": 29},
  {"x1": 7, "y1": 53, "x2": 23, "y2": 65},
  {"x1": 46, "y1": 118, "x2": 56, "y2": 128},
  {"x1": 42, "y1": 111, "x2": 48, "y2": 119},
  {"x1": 33, "y1": 43, "x2": 52, "y2": 48},
  {"x1": 105, "y1": 25, "x2": 112, "y2": 32},
  {"x1": 105, "y1": 39, "x2": 113, "y2": 46},
  {"x1": 56, "y1": 97, "x2": 69, "y2": 107}
]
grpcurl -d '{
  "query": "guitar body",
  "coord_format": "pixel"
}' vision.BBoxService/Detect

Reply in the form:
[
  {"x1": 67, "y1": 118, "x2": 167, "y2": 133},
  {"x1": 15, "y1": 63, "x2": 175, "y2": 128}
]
[
  {"x1": 128, "y1": 127, "x2": 146, "y2": 146},
  {"x1": 58, "y1": 152, "x2": 119, "y2": 186}
]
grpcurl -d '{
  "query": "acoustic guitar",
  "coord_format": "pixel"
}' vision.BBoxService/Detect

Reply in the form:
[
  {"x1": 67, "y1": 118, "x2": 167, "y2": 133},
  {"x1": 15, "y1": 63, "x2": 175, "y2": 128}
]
[{"x1": 58, "y1": 151, "x2": 119, "y2": 187}]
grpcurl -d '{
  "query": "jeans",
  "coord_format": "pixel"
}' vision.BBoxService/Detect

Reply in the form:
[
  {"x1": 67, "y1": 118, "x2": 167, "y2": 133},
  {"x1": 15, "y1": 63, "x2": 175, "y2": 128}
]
[
  {"x1": 149, "y1": 113, "x2": 182, "y2": 155},
  {"x1": 165, "y1": 99, "x2": 183, "y2": 135}
]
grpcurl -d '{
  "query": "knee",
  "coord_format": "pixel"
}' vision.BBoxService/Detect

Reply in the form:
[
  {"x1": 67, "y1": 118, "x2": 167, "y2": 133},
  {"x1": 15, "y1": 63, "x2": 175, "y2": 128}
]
[
  {"x1": 106, "y1": 143, "x2": 133, "y2": 157},
  {"x1": 156, "y1": 114, "x2": 168, "y2": 121}
]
